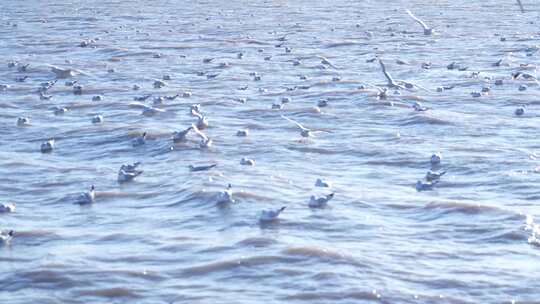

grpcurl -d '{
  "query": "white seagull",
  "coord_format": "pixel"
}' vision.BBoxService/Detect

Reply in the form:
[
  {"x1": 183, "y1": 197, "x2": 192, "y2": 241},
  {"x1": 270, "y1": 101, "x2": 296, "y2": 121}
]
[
  {"x1": 77, "y1": 185, "x2": 95, "y2": 204},
  {"x1": 0, "y1": 230, "x2": 14, "y2": 244},
  {"x1": 309, "y1": 193, "x2": 334, "y2": 208},
  {"x1": 259, "y1": 206, "x2": 286, "y2": 222},
  {"x1": 217, "y1": 184, "x2": 235, "y2": 204},
  {"x1": 315, "y1": 178, "x2": 332, "y2": 188},
  {"x1": 430, "y1": 152, "x2": 442, "y2": 166},
  {"x1": 17, "y1": 117, "x2": 30, "y2": 126},
  {"x1": 426, "y1": 170, "x2": 446, "y2": 182},
  {"x1": 281, "y1": 115, "x2": 330, "y2": 138},
  {"x1": 41, "y1": 138, "x2": 55, "y2": 153},
  {"x1": 132, "y1": 132, "x2": 147, "y2": 147},
  {"x1": 118, "y1": 166, "x2": 143, "y2": 183},
  {"x1": 416, "y1": 180, "x2": 438, "y2": 191},
  {"x1": 405, "y1": 9, "x2": 434, "y2": 35},
  {"x1": 0, "y1": 203, "x2": 16, "y2": 213}
]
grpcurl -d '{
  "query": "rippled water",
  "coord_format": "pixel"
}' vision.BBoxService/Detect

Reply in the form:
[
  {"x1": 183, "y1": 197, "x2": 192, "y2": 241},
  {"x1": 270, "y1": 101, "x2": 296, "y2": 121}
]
[{"x1": 1, "y1": 0, "x2": 540, "y2": 303}]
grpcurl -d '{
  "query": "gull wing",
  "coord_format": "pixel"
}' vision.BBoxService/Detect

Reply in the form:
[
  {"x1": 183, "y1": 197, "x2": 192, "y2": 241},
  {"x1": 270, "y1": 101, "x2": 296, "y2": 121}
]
[
  {"x1": 281, "y1": 115, "x2": 308, "y2": 131},
  {"x1": 378, "y1": 59, "x2": 395, "y2": 86},
  {"x1": 517, "y1": 0, "x2": 525, "y2": 13},
  {"x1": 406, "y1": 9, "x2": 429, "y2": 30},
  {"x1": 192, "y1": 124, "x2": 208, "y2": 141}
]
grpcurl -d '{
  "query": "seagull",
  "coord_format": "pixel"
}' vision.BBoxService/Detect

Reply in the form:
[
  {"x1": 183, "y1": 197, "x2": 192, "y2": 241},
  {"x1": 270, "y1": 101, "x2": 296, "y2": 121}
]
[
  {"x1": 416, "y1": 180, "x2": 438, "y2": 191},
  {"x1": 430, "y1": 152, "x2": 442, "y2": 166},
  {"x1": 141, "y1": 105, "x2": 165, "y2": 116},
  {"x1": 315, "y1": 178, "x2": 332, "y2": 188},
  {"x1": 318, "y1": 99, "x2": 329, "y2": 107},
  {"x1": 317, "y1": 56, "x2": 339, "y2": 68},
  {"x1": 189, "y1": 164, "x2": 217, "y2": 172},
  {"x1": 118, "y1": 167, "x2": 143, "y2": 183},
  {"x1": 77, "y1": 185, "x2": 95, "y2": 204},
  {"x1": 281, "y1": 115, "x2": 330, "y2": 138},
  {"x1": 172, "y1": 125, "x2": 194, "y2": 142},
  {"x1": 426, "y1": 170, "x2": 446, "y2": 182},
  {"x1": 132, "y1": 132, "x2": 147, "y2": 147},
  {"x1": 236, "y1": 129, "x2": 249, "y2": 137},
  {"x1": 51, "y1": 66, "x2": 76, "y2": 78},
  {"x1": 259, "y1": 206, "x2": 286, "y2": 222},
  {"x1": 405, "y1": 9, "x2": 433, "y2": 35},
  {"x1": 0, "y1": 203, "x2": 16, "y2": 213},
  {"x1": 240, "y1": 157, "x2": 255, "y2": 166},
  {"x1": 413, "y1": 101, "x2": 429, "y2": 112},
  {"x1": 190, "y1": 104, "x2": 201, "y2": 114},
  {"x1": 192, "y1": 125, "x2": 212, "y2": 148},
  {"x1": 41, "y1": 138, "x2": 55, "y2": 153},
  {"x1": 0, "y1": 230, "x2": 14, "y2": 244},
  {"x1": 91, "y1": 115, "x2": 103, "y2": 124},
  {"x1": 17, "y1": 117, "x2": 30, "y2": 126},
  {"x1": 191, "y1": 109, "x2": 209, "y2": 129},
  {"x1": 153, "y1": 80, "x2": 166, "y2": 88},
  {"x1": 216, "y1": 184, "x2": 235, "y2": 204},
  {"x1": 121, "y1": 162, "x2": 141, "y2": 172},
  {"x1": 309, "y1": 193, "x2": 334, "y2": 208}
]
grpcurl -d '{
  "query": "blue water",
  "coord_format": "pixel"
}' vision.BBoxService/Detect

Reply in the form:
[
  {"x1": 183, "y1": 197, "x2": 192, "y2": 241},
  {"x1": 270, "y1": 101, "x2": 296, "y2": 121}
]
[{"x1": 1, "y1": 0, "x2": 540, "y2": 303}]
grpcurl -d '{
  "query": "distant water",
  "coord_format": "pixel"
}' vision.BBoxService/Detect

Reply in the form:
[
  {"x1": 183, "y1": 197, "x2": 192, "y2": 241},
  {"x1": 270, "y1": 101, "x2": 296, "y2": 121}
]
[{"x1": 1, "y1": 0, "x2": 540, "y2": 303}]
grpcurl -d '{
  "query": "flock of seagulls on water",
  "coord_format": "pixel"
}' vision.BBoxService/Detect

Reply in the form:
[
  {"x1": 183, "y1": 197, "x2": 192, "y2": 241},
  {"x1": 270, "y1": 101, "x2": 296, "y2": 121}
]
[{"x1": 1, "y1": 2, "x2": 537, "y2": 245}]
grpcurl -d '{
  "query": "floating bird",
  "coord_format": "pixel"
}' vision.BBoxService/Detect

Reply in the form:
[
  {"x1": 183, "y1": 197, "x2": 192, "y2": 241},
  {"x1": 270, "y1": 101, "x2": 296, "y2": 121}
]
[
  {"x1": 236, "y1": 129, "x2": 249, "y2": 137},
  {"x1": 430, "y1": 152, "x2": 442, "y2": 166},
  {"x1": 121, "y1": 162, "x2": 141, "y2": 172},
  {"x1": 216, "y1": 184, "x2": 235, "y2": 204},
  {"x1": 309, "y1": 193, "x2": 334, "y2": 208},
  {"x1": 53, "y1": 106, "x2": 68, "y2": 115},
  {"x1": 515, "y1": 106, "x2": 525, "y2": 116},
  {"x1": 141, "y1": 105, "x2": 165, "y2": 116},
  {"x1": 40, "y1": 138, "x2": 55, "y2": 153},
  {"x1": 77, "y1": 185, "x2": 95, "y2": 204},
  {"x1": 91, "y1": 115, "x2": 103, "y2": 124},
  {"x1": 0, "y1": 203, "x2": 16, "y2": 213},
  {"x1": 17, "y1": 117, "x2": 30, "y2": 126},
  {"x1": 240, "y1": 157, "x2": 255, "y2": 166},
  {"x1": 51, "y1": 66, "x2": 76, "y2": 78},
  {"x1": 281, "y1": 115, "x2": 330, "y2": 138},
  {"x1": 189, "y1": 164, "x2": 217, "y2": 172},
  {"x1": 92, "y1": 95, "x2": 103, "y2": 101},
  {"x1": 172, "y1": 125, "x2": 194, "y2": 142},
  {"x1": 118, "y1": 165, "x2": 143, "y2": 183},
  {"x1": 153, "y1": 80, "x2": 166, "y2": 88},
  {"x1": 0, "y1": 230, "x2": 14, "y2": 244},
  {"x1": 416, "y1": 180, "x2": 438, "y2": 191},
  {"x1": 315, "y1": 178, "x2": 332, "y2": 188},
  {"x1": 132, "y1": 132, "x2": 147, "y2": 147},
  {"x1": 405, "y1": 9, "x2": 433, "y2": 35},
  {"x1": 426, "y1": 170, "x2": 446, "y2": 182},
  {"x1": 318, "y1": 99, "x2": 329, "y2": 107},
  {"x1": 413, "y1": 101, "x2": 429, "y2": 112},
  {"x1": 259, "y1": 206, "x2": 286, "y2": 222}
]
